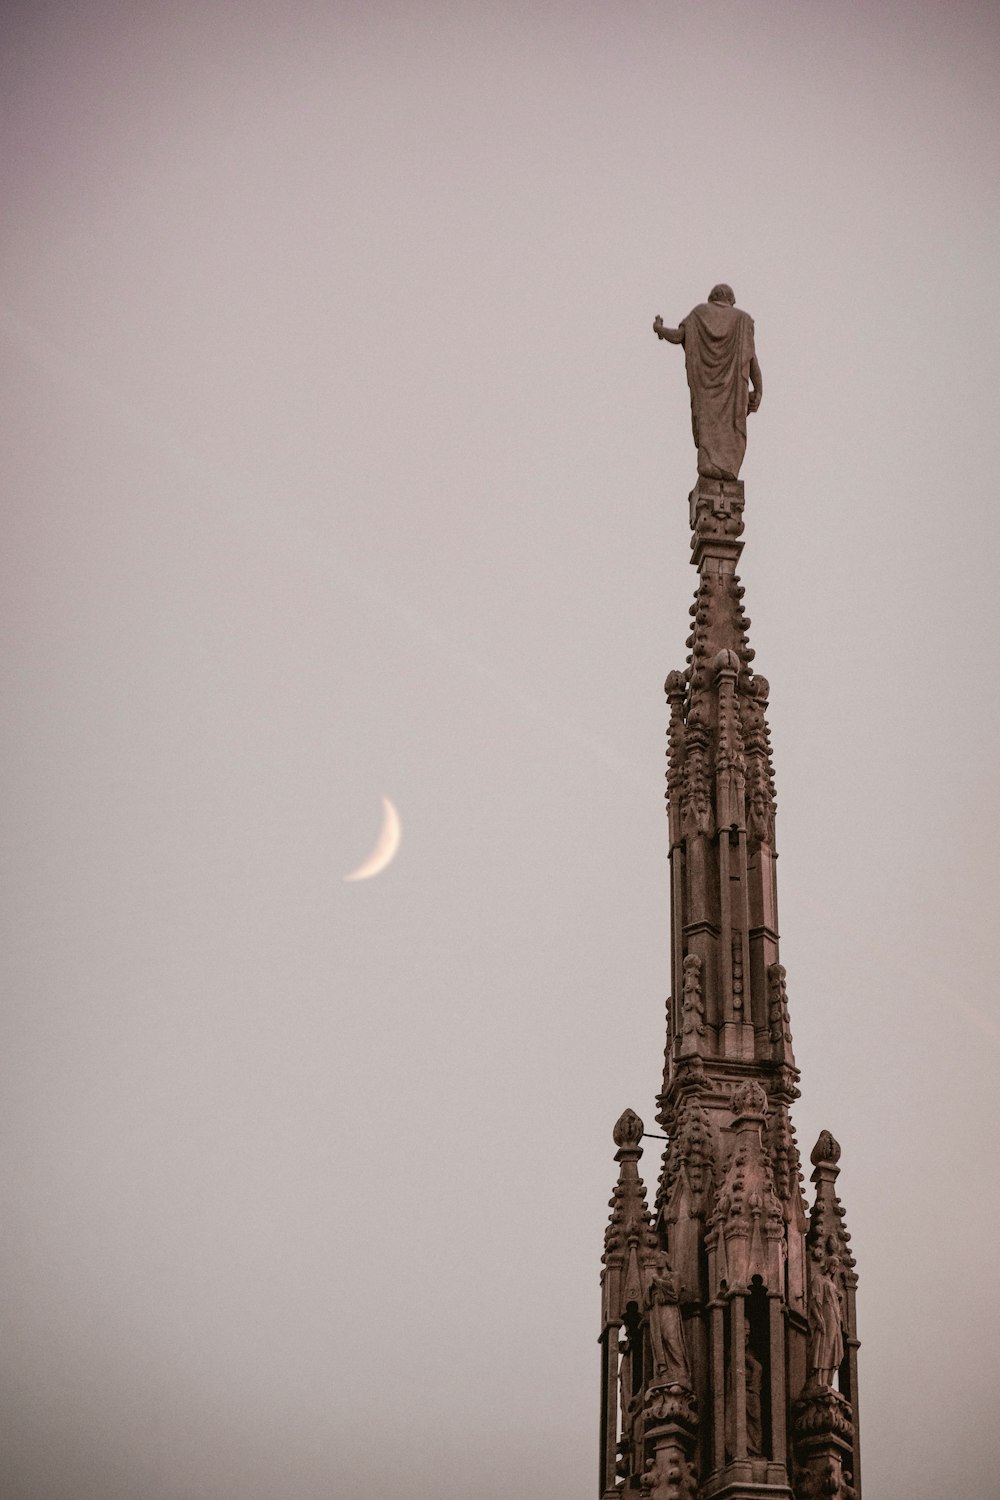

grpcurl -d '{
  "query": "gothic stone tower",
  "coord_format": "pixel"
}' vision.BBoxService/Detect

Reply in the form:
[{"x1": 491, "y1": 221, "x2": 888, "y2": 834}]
[{"x1": 599, "y1": 477, "x2": 860, "y2": 1500}]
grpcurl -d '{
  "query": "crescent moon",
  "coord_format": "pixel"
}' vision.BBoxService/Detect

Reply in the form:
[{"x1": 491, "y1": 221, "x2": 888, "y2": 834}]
[{"x1": 344, "y1": 796, "x2": 402, "y2": 882}]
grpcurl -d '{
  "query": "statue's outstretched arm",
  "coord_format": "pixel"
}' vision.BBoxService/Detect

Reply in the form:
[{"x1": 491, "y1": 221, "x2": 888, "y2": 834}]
[
  {"x1": 748, "y1": 355, "x2": 763, "y2": 413},
  {"x1": 653, "y1": 315, "x2": 684, "y2": 344}
]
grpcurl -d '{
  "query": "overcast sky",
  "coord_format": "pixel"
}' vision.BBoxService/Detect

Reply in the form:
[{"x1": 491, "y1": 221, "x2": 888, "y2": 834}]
[{"x1": 2, "y1": 3, "x2": 999, "y2": 1497}]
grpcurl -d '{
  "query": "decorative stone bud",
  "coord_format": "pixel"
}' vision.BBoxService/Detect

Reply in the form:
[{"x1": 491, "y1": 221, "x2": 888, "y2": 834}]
[
  {"x1": 614, "y1": 1109, "x2": 645, "y2": 1150},
  {"x1": 811, "y1": 1130, "x2": 842, "y2": 1166}
]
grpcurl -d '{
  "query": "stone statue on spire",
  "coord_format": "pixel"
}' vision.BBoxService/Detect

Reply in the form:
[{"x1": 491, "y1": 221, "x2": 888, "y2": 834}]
[{"x1": 653, "y1": 285, "x2": 762, "y2": 481}]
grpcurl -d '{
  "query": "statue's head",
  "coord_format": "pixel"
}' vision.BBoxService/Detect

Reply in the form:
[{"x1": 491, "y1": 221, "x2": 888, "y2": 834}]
[{"x1": 708, "y1": 284, "x2": 736, "y2": 306}]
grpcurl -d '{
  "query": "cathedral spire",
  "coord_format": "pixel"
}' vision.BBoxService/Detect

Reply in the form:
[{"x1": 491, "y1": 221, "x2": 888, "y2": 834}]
[
  {"x1": 598, "y1": 301, "x2": 860, "y2": 1500},
  {"x1": 664, "y1": 477, "x2": 785, "y2": 1078}
]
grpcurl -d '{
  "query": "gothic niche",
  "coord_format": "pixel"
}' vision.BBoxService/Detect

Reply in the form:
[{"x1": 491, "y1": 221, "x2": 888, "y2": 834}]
[
  {"x1": 617, "y1": 1302, "x2": 645, "y2": 1481},
  {"x1": 745, "y1": 1279, "x2": 771, "y2": 1458},
  {"x1": 721, "y1": 1281, "x2": 770, "y2": 1465}
]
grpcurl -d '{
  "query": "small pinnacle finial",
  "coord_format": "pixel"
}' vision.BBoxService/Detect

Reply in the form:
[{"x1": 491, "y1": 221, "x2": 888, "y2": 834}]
[
  {"x1": 613, "y1": 1108, "x2": 644, "y2": 1149},
  {"x1": 713, "y1": 647, "x2": 741, "y2": 677},
  {"x1": 810, "y1": 1129, "x2": 842, "y2": 1166},
  {"x1": 731, "y1": 1079, "x2": 768, "y2": 1120}
]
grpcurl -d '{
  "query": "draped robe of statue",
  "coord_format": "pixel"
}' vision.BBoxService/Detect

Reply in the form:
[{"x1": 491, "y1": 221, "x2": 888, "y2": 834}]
[
  {"x1": 644, "y1": 1262, "x2": 691, "y2": 1387},
  {"x1": 808, "y1": 1262, "x2": 847, "y2": 1386},
  {"x1": 680, "y1": 299, "x2": 758, "y2": 481}
]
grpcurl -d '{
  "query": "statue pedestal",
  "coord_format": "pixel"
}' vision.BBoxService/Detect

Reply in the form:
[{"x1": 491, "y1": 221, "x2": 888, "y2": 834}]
[
  {"x1": 637, "y1": 1384, "x2": 699, "y2": 1500},
  {"x1": 792, "y1": 1385, "x2": 856, "y2": 1500},
  {"x1": 690, "y1": 478, "x2": 745, "y2": 575}
]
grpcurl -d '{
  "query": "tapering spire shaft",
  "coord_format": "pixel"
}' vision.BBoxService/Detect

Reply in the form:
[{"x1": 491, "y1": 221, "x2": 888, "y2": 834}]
[{"x1": 600, "y1": 465, "x2": 861, "y2": 1500}]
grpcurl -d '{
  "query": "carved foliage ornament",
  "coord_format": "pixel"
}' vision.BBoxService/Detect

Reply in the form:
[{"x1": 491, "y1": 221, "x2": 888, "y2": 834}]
[
  {"x1": 795, "y1": 1456, "x2": 856, "y2": 1500},
  {"x1": 658, "y1": 1092, "x2": 716, "y2": 1220},
  {"x1": 665, "y1": 671, "x2": 687, "y2": 842},
  {"x1": 639, "y1": 1450, "x2": 698, "y2": 1500},
  {"x1": 793, "y1": 1389, "x2": 856, "y2": 1500},
  {"x1": 794, "y1": 1386, "x2": 854, "y2": 1443},
  {"x1": 767, "y1": 962, "x2": 793, "y2": 1045},
  {"x1": 679, "y1": 953, "x2": 705, "y2": 1055},
  {"x1": 741, "y1": 674, "x2": 776, "y2": 843},
  {"x1": 684, "y1": 578, "x2": 711, "y2": 693},
  {"x1": 682, "y1": 704, "x2": 713, "y2": 836},
  {"x1": 766, "y1": 1102, "x2": 806, "y2": 1215}
]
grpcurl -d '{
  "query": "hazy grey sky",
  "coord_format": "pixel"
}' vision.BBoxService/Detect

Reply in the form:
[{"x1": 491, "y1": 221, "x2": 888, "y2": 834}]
[{"x1": 2, "y1": 3, "x2": 999, "y2": 1497}]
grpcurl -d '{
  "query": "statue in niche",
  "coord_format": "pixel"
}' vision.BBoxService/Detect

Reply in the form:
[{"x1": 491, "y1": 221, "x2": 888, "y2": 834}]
[
  {"x1": 745, "y1": 1347, "x2": 764, "y2": 1456},
  {"x1": 618, "y1": 1332, "x2": 638, "y2": 1444},
  {"x1": 644, "y1": 1253, "x2": 691, "y2": 1387},
  {"x1": 653, "y1": 285, "x2": 762, "y2": 481},
  {"x1": 725, "y1": 1347, "x2": 764, "y2": 1458},
  {"x1": 808, "y1": 1255, "x2": 847, "y2": 1387}
]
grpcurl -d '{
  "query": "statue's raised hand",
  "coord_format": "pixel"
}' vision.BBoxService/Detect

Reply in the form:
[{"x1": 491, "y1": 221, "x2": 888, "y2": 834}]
[{"x1": 653, "y1": 316, "x2": 683, "y2": 345}]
